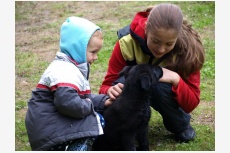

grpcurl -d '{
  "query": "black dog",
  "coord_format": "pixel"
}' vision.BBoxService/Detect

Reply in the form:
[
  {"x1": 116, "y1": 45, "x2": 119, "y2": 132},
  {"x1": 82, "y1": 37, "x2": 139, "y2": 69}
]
[{"x1": 93, "y1": 64, "x2": 163, "y2": 151}]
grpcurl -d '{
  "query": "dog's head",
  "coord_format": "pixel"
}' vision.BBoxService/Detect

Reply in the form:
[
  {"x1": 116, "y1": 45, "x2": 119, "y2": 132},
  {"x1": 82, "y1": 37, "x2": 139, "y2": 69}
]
[{"x1": 119, "y1": 64, "x2": 163, "y2": 91}]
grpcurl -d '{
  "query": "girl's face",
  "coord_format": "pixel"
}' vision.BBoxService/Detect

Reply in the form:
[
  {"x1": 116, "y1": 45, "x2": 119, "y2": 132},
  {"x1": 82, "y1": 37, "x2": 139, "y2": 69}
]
[
  {"x1": 146, "y1": 28, "x2": 178, "y2": 58},
  {"x1": 86, "y1": 32, "x2": 103, "y2": 65}
]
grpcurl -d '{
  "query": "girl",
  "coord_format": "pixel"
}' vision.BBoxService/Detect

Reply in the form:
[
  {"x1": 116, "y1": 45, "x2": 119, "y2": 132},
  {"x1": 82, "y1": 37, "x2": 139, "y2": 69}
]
[{"x1": 99, "y1": 3, "x2": 205, "y2": 143}]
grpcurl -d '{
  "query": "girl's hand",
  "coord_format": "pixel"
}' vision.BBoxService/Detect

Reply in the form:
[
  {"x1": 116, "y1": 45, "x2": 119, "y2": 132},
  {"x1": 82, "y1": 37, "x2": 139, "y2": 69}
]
[
  {"x1": 159, "y1": 67, "x2": 180, "y2": 88},
  {"x1": 107, "y1": 83, "x2": 124, "y2": 100}
]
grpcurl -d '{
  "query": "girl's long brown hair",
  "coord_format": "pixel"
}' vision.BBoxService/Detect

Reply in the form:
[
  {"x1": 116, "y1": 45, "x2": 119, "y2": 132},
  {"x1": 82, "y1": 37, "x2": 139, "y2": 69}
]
[{"x1": 145, "y1": 4, "x2": 205, "y2": 79}]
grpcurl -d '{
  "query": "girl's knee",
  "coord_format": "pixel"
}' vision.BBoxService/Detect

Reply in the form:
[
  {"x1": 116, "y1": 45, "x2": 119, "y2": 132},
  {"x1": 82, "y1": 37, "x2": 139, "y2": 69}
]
[
  {"x1": 150, "y1": 82, "x2": 177, "y2": 110},
  {"x1": 152, "y1": 82, "x2": 172, "y2": 96}
]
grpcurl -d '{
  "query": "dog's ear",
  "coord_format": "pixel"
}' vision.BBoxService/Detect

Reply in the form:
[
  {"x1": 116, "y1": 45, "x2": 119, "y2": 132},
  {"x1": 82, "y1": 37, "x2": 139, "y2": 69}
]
[
  {"x1": 139, "y1": 75, "x2": 152, "y2": 91},
  {"x1": 153, "y1": 66, "x2": 163, "y2": 80},
  {"x1": 112, "y1": 66, "x2": 133, "y2": 85},
  {"x1": 119, "y1": 66, "x2": 133, "y2": 78}
]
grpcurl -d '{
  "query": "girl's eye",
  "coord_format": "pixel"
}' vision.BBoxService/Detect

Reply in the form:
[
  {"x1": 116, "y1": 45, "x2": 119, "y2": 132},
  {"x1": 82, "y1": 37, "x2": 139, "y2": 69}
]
[{"x1": 152, "y1": 40, "x2": 160, "y2": 44}]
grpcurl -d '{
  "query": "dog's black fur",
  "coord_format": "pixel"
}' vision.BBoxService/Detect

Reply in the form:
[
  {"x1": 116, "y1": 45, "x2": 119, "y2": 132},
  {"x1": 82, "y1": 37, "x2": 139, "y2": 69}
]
[{"x1": 92, "y1": 64, "x2": 163, "y2": 151}]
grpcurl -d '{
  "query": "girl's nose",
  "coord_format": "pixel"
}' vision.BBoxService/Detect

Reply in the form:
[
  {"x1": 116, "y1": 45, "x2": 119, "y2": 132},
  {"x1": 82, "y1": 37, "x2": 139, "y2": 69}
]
[{"x1": 157, "y1": 45, "x2": 165, "y2": 53}]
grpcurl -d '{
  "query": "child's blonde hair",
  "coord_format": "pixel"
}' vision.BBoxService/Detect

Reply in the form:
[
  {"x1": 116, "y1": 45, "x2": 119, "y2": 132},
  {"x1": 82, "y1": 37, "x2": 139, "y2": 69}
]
[{"x1": 91, "y1": 30, "x2": 103, "y2": 39}]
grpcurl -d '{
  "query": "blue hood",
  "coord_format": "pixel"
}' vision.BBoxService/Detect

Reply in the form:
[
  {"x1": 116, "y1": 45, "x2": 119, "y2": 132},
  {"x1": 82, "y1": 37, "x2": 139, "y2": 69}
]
[{"x1": 59, "y1": 16, "x2": 100, "y2": 64}]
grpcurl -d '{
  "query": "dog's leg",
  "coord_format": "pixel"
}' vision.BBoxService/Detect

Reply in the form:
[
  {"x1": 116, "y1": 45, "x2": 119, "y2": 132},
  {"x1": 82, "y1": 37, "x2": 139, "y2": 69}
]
[
  {"x1": 92, "y1": 134, "x2": 113, "y2": 151},
  {"x1": 121, "y1": 131, "x2": 136, "y2": 151},
  {"x1": 136, "y1": 125, "x2": 150, "y2": 151}
]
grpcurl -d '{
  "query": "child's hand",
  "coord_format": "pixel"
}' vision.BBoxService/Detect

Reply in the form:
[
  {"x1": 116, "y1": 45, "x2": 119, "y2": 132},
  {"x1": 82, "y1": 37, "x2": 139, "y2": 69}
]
[
  {"x1": 104, "y1": 98, "x2": 114, "y2": 107},
  {"x1": 85, "y1": 98, "x2": 91, "y2": 102}
]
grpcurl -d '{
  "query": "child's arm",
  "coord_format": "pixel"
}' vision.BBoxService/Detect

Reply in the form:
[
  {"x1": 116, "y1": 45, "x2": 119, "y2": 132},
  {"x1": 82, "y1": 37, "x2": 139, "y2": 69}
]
[
  {"x1": 90, "y1": 94, "x2": 110, "y2": 114},
  {"x1": 53, "y1": 87, "x2": 94, "y2": 119}
]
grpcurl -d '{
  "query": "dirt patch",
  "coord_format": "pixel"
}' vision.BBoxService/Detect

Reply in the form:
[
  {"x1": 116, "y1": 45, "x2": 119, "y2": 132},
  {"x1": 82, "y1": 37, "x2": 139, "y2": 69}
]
[{"x1": 192, "y1": 101, "x2": 215, "y2": 129}]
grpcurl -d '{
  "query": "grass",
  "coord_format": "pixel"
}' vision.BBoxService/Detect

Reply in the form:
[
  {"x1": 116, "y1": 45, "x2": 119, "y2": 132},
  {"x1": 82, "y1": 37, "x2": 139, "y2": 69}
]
[{"x1": 15, "y1": 1, "x2": 215, "y2": 151}]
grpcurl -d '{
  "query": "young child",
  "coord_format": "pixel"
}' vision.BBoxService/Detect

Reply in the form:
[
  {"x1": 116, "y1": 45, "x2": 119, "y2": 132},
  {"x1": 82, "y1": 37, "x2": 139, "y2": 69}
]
[
  {"x1": 99, "y1": 3, "x2": 205, "y2": 143},
  {"x1": 25, "y1": 16, "x2": 113, "y2": 151}
]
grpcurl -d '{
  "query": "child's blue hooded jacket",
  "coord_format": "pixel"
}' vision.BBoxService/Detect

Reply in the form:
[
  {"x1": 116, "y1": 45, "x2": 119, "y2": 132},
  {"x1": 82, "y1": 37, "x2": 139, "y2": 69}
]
[
  {"x1": 25, "y1": 17, "x2": 108, "y2": 151},
  {"x1": 60, "y1": 16, "x2": 100, "y2": 64}
]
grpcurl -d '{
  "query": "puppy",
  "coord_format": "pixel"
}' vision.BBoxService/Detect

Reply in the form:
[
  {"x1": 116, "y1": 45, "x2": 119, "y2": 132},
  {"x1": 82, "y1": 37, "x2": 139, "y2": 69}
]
[{"x1": 93, "y1": 64, "x2": 163, "y2": 151}]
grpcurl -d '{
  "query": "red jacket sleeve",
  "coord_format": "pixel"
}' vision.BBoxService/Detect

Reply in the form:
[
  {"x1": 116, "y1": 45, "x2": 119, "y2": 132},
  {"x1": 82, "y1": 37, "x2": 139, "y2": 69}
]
[
  {"x1": 99, "y1": 41, "x2": 127, "y2": 94},
  {"x1": 172, "y1": 70, "x2": 201, "y2": 113}
]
